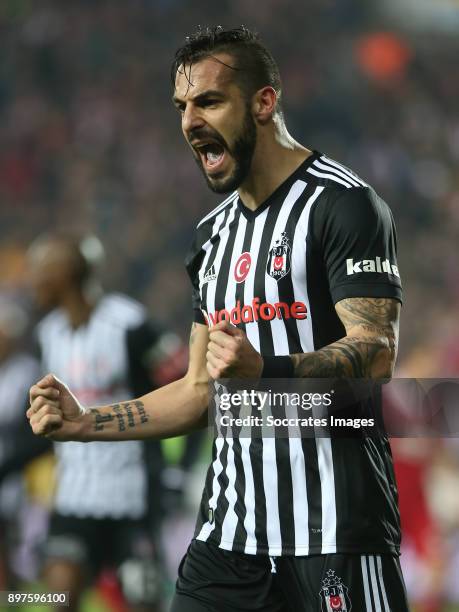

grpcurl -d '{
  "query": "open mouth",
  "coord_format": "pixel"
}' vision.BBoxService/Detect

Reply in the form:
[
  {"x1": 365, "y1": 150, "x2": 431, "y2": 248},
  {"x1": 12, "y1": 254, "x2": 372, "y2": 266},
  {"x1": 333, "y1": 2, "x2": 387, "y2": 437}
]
[{"x1": 194, "y1": 142, "x2": 226, "y2": 174}]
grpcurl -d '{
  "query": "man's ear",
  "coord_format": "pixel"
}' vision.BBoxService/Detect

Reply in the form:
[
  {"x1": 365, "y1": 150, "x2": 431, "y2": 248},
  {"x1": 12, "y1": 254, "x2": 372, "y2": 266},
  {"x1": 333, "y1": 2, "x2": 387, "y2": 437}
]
[{"x1": 252, "y1": 87, "x2": 277, "y2": 124}]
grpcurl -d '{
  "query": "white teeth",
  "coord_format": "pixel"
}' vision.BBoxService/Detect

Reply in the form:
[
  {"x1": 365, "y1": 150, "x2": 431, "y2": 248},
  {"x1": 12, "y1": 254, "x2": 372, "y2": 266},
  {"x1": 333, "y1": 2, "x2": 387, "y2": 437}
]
[{"x1": 207, "y1": 151, "x2": 221, "y2": 163}]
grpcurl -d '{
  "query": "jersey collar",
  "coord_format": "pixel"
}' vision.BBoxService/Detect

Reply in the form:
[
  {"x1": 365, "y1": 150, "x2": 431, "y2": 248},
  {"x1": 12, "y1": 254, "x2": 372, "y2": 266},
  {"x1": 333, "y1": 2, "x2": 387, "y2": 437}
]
[{"x1": 236, "y1": 150, "x2": 320, "y2": 221}]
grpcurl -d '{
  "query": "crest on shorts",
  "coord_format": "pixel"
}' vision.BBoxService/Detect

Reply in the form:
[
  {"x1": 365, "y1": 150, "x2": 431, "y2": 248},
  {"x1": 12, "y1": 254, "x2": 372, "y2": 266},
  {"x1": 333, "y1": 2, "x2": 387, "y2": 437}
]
[
  {"x1": 319, "y1": 570, "x2": 352, "y2": 612},
  {"x1": 267, "y1": 232, "x2": 291, "y2": 281}
]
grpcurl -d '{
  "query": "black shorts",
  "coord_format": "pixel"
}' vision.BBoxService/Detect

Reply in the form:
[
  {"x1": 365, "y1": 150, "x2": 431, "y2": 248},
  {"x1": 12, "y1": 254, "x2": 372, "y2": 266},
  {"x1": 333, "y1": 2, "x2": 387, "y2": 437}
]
[
  {"x1": 43, "y1": 512, "x2": 161, "y2": 604},
  {"x1": 170, "y1": 540, "x2": 410, "y2": 612}
]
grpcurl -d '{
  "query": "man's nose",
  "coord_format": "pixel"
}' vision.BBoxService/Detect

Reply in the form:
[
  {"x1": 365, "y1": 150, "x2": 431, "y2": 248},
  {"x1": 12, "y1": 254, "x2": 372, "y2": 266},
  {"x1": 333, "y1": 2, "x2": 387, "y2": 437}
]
[{"x1": 182, "y1": 105, "x2": 206, "y2": 136}]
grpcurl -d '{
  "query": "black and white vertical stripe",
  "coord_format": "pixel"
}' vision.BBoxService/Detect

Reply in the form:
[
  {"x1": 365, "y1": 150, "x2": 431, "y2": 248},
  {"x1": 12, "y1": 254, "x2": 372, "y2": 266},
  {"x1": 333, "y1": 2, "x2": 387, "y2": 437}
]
[{"x1": 195, "y1": 176, "x2": 341, "y2": 555}]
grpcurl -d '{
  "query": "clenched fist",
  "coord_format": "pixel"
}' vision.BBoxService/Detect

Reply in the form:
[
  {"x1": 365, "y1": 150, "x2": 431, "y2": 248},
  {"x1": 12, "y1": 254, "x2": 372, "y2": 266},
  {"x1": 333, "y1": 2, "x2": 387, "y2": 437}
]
[
  {"x1": 206, "y1": 321, "x2": 264, "y2": 379},
  {"x1": 27, "y1": 374, "x2": 86, "y2": 441}
]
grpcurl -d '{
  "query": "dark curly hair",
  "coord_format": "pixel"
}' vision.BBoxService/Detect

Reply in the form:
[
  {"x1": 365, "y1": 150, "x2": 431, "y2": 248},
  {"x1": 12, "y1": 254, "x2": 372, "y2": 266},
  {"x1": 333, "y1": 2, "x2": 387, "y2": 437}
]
[{"x1": 171, "y1": 26, "x2": 283, "y2": 115}]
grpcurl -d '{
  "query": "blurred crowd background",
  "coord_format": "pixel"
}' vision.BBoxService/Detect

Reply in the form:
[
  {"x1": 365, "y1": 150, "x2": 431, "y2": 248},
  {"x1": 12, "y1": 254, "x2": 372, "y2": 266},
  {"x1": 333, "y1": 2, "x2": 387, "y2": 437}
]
[{"x1": 0, "y1": 0, "x2": 458, "y2": 610}]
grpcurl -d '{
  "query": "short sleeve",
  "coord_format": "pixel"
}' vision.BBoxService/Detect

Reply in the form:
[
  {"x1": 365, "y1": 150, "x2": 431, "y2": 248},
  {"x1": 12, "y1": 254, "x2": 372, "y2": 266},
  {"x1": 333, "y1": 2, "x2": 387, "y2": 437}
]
[
  {"x1": 185, "y1": 231, "x2": 207, "y2": 325},
  {"x1": 312, "y1": 187, "x2": 402, "y2": 304},
  {"x1": 191, "y1": 285, "x2": 206, "y2": 324}
]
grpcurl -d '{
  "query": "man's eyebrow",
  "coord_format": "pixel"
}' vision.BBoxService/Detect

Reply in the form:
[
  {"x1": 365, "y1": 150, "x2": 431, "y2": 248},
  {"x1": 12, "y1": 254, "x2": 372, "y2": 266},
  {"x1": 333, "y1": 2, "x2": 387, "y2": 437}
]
[{"x1": 172, "y1": 89, "x2": 225, "y2": 106}]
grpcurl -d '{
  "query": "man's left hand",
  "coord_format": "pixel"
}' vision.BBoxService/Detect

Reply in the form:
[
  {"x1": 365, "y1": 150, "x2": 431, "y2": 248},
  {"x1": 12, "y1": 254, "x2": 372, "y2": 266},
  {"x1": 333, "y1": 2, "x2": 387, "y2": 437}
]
[{"x1": 207, "y1": 321, "x2": 263, "y2": 379}]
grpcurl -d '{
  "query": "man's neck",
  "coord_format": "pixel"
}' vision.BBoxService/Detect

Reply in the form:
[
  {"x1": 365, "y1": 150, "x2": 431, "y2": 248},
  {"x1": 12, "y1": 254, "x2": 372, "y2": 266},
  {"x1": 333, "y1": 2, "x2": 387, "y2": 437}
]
[
  {"x1": 60, "y1": 289, "x2": 95, "y2": 329},
  {"x1": 238, "y1": 124, "x2": 312, "y2": 211}
]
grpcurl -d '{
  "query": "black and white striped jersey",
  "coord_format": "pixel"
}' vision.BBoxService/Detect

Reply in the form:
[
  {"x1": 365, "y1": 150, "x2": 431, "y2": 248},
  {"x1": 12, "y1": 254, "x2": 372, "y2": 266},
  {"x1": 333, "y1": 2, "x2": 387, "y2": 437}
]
[
  {"x1": 185, "y1": 151, "x2": 403, "y2": 557},
  {"x1": 36, "y1": 293, "x2": 181, "y2": 519}
]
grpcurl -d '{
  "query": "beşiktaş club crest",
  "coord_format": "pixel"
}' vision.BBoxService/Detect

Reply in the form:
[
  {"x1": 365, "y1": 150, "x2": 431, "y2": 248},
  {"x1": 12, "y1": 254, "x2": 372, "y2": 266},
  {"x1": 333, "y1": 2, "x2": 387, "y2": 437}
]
[
  {"x1": 319, "y1": 570, "x2": 352, "y2": 611},
  {"x1": 267, "y1": 232, "x2": 291, "y2": 281}
]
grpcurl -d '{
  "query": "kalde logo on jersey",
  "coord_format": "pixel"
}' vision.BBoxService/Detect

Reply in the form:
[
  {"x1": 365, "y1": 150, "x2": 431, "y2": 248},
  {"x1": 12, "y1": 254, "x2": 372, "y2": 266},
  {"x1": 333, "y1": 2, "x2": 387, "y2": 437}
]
[
  {"x1": 234, "y1": 252, "x2": 251, "y2": 283},
  {"x1": 267, "y1": 232, "x2": 291, "y2": 281},
  {"x1": 319, "y1": 570, "x2": 351, "y2": 611},
  {"x1": 346, "y1": 256, "x2": 400, "y2": 278},
  {"x1": 203, "y1": 298, "x2": 307, "y2": 326}
]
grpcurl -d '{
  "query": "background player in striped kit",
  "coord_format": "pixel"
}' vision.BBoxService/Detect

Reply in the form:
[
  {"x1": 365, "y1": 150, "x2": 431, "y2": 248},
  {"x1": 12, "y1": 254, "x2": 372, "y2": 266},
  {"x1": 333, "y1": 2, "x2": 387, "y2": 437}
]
[
  {"x1": 28, "y1": 233, "x2": 186, "y2": 611},
  {"x1": 28, "y1": 28, "x2": 408, "y2": 611}
]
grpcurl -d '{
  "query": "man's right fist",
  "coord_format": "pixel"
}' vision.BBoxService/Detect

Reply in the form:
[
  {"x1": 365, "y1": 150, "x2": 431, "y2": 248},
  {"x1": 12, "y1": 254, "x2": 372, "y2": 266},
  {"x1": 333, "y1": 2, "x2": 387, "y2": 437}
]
[{"x1": 27, "y1": 374, "x2": 85, "y2": 441}]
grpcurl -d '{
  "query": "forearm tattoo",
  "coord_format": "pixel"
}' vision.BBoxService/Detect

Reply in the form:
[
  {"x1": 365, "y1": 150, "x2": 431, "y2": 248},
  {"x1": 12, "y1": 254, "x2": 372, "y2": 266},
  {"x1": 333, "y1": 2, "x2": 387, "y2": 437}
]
[
  {"x1": 291, "y1": 298, "x2": 400, "y2": 379},
  {"x1": 90, "y1": 400, "x2": 149, "y2": 433}
]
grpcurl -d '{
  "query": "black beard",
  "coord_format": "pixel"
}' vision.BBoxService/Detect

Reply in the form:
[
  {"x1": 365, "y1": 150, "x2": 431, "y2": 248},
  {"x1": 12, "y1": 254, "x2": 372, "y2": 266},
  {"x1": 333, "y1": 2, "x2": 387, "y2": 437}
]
[{"x1": 196, "y1": 108, "x2": 257, "y2": 194}]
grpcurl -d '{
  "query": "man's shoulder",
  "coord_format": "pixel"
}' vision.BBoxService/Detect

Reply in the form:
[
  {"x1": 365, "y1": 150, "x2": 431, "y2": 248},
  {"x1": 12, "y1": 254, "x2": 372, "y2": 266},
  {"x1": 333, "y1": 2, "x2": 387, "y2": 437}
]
[
  {"x1": 195, "y1": 191, "x2": 238, "y2": 231},
  {"x1": 185, "y1": 191, "x2": 239, "y2": 273},
  {"x1": 305, "y1": 153, "x2": 393, "y2": 221},
  {"x1": 36, "y1": 295, "x2": 147, "y2": 338},
  {"x1": 94, "y1": 293, "x2": 147, "y2": 329},
  {"x1": 306, "y1": 153, "x2": 369, "y2": 192}
]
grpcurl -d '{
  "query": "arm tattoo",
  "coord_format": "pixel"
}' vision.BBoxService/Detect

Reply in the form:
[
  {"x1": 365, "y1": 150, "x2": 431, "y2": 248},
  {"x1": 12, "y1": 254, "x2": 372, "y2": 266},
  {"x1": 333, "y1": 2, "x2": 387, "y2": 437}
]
[
  {"x1": 90, "y1": 400, "x2": 149, "y2": 433},
  {"x1": 135, "y1": 400, "x2": 148, "y2": 424},
  {"x1": 291, "y1": 298, "x2": 400, "y2": 379},
  {"x1": 113, "y1": 405, "x2": 126, "y2": 431},
  {"x1": 92, "y1": 409, "x2": 115, "y2": 432}
]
